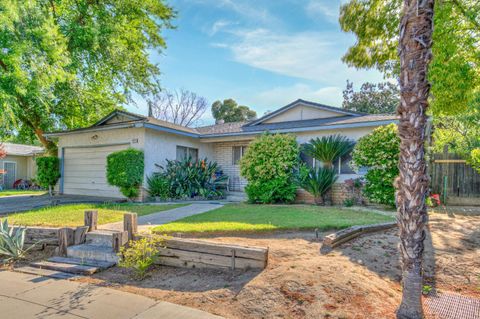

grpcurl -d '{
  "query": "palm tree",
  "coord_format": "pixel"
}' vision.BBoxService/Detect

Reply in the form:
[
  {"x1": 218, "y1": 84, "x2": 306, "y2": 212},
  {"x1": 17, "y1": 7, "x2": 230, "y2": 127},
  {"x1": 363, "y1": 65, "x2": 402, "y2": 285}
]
[
  {"x1": 302, "y1": 135, "x2": 355, "y2": 169},
  {"x1": 298, "y1": 166, "x2": 338, "y2": 205},
  {"x1": 396, "y1": 0, "x2": 435, "y2": 318}
]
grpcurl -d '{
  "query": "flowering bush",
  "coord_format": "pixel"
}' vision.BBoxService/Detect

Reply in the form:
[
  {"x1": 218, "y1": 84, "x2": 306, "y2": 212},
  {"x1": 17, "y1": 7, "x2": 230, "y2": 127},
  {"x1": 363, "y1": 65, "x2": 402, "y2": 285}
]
[
  {"x1": 351, "y1": 124, "x2": 400, "y2": 207},
  {"x1": 240, "y1": 133, "x2": 299, "y2": 203},
  {"x1": 426, "y1": 194, "x2": 441, "y2": 207}
]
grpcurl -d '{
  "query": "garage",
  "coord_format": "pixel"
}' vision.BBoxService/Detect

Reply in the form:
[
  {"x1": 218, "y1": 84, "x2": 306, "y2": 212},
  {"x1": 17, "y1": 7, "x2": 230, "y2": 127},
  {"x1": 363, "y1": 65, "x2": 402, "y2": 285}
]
[{"x1": 62, "y1": 144, "x2": 130, "y2": 198}]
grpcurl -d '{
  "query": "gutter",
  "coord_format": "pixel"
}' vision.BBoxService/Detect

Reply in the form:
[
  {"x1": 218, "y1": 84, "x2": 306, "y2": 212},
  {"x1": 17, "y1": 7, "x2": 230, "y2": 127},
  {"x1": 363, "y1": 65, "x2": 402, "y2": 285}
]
[{"x1": 200, "y1": 119, "x2": 399, "y2": 139}]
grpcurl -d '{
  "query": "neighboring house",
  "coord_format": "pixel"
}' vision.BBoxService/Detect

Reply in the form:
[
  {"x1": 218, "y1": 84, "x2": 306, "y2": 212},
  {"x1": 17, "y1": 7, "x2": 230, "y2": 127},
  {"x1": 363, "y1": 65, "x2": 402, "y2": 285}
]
[
  {"x1": 44, "y1": 99, "x2": 398, "y2": 202},
  {"x1": 0, "y1": 143, "x2": 44, "y2": 189}
]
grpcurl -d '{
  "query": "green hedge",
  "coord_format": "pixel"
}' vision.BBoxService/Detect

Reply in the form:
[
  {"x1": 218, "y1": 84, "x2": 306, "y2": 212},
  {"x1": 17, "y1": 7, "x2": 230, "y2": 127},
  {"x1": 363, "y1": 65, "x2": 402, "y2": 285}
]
[
  {"x1": 351, "y1": 124, "x2": 399, "y2": 207},
  {"x1": 36, "y1": 157, "x2": 61, "y2": 191},
  {"x1": 240, "y1": 133, "x2": 299, "y2": 204},
  {"x1": 106, "y1": 148, "x2": 144, "y2": 199}
]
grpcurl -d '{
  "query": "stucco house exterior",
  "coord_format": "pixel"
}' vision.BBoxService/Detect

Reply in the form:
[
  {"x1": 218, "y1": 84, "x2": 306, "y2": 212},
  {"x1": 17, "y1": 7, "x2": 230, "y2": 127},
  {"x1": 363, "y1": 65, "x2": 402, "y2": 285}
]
[
  {"x1": 44, "y1": 99, "x2": 398, "y2": 202},
  {"x1": 0, "y1": 143, "x2": 44, "y2": 189}
]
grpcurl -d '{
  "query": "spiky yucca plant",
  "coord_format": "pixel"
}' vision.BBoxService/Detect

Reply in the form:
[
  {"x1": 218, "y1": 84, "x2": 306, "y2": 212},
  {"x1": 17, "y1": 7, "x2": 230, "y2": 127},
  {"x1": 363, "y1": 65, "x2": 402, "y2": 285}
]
[
  {"x1": 298, "y1": 166, "x2": 338, "y2": 205},
  {"x1": 0, "y1": 219, "x2": 32, "y2": 263},
  {"x1": 303, "y1": 135, "x2": 355, "y2": 168}
]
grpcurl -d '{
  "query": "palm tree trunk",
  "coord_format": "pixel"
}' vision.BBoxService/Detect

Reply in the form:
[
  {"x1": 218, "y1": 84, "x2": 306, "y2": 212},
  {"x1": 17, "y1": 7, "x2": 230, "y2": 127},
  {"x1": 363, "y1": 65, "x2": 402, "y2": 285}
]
[{"x1": 396, "y1": 0, "x2": 435, "y2": 318}]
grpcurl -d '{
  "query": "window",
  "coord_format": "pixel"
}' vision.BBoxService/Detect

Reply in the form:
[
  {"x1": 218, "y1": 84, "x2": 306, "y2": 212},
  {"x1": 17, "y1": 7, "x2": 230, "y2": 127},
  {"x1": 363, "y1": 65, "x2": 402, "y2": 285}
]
[
  {"x1": 176, "y1": 146, "x2": 199, "y2": 161},
  {"x1": 335, "y1": 153, "x2": 356, "y2": 174},
  {"x1": 232, "y1": 146, "x2": 248, "y2": 165}
]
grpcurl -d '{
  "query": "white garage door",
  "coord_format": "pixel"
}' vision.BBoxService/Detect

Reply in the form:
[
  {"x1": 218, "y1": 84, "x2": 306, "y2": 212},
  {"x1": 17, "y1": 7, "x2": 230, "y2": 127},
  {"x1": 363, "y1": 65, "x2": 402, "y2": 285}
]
[{"x1": 63, "y1": 144, "x2": 130, "y2": 198}]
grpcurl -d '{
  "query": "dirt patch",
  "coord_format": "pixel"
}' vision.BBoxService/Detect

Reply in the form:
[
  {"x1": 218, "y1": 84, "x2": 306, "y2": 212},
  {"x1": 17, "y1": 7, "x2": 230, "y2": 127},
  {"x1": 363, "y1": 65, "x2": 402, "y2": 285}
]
[{"x1": 78, "y1": 213, "x2": 480, "y2": 319}]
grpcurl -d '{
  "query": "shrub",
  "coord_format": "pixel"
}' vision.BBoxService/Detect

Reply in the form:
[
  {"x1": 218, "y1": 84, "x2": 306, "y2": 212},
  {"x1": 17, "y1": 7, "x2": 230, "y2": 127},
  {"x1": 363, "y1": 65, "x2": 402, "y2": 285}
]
[
  {"x1": 0, "y1": 220, "x2": 34, "y2": 264},
  {"x1": 118, "y1": 236, "x2": 164, "y2": 279},
  {"x1": 468, "y1": 148, "x2": 480, "y2": 173},
  {"x1": 297, "y1": 166, "x2": 338, "y2": 205},
  {"x1": 147, "y1": 174, "x2": 170, "y2": 199},
  {"x1": 148, "y1": 158, "x2": 227, "y2": 200},
  {"x1": 36, "y1": 156, "x2": 61, "y2": 195},
  {"x1": 240, "y1": 133, "x2": 299, "y2": 204},
  {"x1": 350, "y1": 124, "x2": 400, "y2": 207},
  {"x1": 106, "y1": 148, "x2": 144, "y2": 199}
]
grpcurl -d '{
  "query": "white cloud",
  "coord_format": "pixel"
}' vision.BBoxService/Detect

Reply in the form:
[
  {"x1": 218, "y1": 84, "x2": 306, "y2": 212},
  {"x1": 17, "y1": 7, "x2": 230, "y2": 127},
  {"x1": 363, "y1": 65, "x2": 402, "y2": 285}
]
[
  {"x1": 207, "y1": 20, "x2": 235, "y2": 36},
  {"x1": 220, "y1": 28, "x2": 384, "y2": 86},
  {"x1": 250, "y1": 84, "x2": 344, "y2": 112},
  {"x1": 305, "y1": 0, "x2": 340, "y2": 23}
]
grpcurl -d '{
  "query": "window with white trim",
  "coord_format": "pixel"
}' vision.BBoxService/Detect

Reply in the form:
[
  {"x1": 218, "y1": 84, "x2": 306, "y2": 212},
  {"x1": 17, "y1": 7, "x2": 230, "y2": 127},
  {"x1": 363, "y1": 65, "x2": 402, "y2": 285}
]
[
  {"x1": 176, "y1": 146, "x2": 199, "y2": 161},
  {"x1": 232, "y1": 146, "x2": 248, "y2": 165}
]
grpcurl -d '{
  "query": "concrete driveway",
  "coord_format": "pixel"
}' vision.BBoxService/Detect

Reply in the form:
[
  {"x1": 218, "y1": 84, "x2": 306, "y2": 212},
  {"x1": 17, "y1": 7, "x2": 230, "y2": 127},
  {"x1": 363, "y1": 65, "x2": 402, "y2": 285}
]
[
  {"x1": 0, "y1": 271, "x2": 222, "y2": 319},
  {"x1": 0, "y1": 194, "x2": 123, "y2": 215}
]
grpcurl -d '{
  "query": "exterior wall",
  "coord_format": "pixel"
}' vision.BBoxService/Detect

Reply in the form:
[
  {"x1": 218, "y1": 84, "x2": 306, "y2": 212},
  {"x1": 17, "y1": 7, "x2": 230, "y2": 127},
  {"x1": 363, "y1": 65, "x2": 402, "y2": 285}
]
[
  {"x1": 144, "y1": 128, "x2": 214, "y2": 180},
  {"x1": 211, "y1": 140, "x2": 251, "y2": 191},
  {"x1": 1, "y1": 155, "x2": 30, "y2": 188},
  {"x1": 56, "y1": 127, "x2": 146, "y2": 197},
  {"x1": 264, "y1": 105, "x2": 341, "y2": 123}
]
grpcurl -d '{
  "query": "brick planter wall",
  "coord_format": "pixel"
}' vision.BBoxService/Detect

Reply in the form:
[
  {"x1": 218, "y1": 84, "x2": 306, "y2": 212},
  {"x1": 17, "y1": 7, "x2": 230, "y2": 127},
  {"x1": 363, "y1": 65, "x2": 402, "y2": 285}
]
[{"x1": 295, "y1": 183, "x2": 350, "y2": 205}]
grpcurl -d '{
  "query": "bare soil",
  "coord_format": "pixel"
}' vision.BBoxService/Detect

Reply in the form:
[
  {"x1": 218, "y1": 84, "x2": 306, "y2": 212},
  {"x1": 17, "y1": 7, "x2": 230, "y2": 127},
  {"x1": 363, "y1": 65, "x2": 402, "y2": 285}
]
[{"x1": 78, "y1": 212, "x2": 479, "y2": 319}]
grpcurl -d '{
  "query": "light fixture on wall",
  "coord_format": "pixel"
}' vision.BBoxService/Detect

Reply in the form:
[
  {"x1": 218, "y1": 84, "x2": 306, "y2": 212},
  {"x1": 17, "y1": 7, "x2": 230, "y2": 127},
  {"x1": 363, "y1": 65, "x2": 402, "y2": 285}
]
[{"x1": 91, "y1": 134, "x2": 99, "y2": 140}]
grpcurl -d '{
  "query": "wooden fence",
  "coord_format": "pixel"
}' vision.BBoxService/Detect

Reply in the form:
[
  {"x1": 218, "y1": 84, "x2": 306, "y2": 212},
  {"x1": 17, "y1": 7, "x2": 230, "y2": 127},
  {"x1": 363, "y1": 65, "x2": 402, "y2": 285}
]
[{"x1": 430, "y1": 153, "x2": 480, "y2": 204}]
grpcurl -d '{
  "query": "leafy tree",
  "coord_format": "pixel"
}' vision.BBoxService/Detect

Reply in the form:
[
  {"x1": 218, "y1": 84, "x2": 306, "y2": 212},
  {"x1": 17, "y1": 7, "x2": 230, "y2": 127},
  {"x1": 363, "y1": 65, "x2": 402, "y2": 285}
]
[
  {"x1": 148, "y1": 89, "x2": 208, "y2": 127},
  {"x1": 106, "y1": 149, "x2": 144, "y2": 199},
  {"x1": 36, "y1": 157, "x2": 61, "y2": 195},
  {"x1": 342, "y1": 81, "x2": 399, "y2": 114},
  {"x1": 468, "y1": 149, "x2": 480, "y2": 174},
  {"x1": 431, "y1": 105, "x2": 480, "y2": 160},
  {"x1": 396, "y1": 0, "x2": 434, "y2": 317},
  {"x1": 351, "y1": 124, "x2": 399, "y2": 207},
  {"x1": 0, "y1": 0, "x2": 175, "y2": 154},
  {"x1": 240, "y1": 134, "x2": 299, "y2": 204},
  {"x1": 211, "y1": 99, "x2": 257, "y2": 123},
  {"x1": 339, "y1": 0, "x2": 479, "y2": 115}
]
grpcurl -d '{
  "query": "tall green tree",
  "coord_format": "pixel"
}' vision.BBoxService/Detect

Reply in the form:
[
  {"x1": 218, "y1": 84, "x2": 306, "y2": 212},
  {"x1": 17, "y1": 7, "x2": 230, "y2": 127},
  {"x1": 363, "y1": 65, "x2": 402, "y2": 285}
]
[
  {"x1": 0, "y1": 0, "x2": 175, "y2": 154},
  {"x1": 211, "y1": 99, "x2": 257, "y2": 123},
  {"x1": 339, "y1": 0, "x2": 479, "y2": 116},
  {"x1": 342, "y1": 80, "x2": 399, "y2": 114}
]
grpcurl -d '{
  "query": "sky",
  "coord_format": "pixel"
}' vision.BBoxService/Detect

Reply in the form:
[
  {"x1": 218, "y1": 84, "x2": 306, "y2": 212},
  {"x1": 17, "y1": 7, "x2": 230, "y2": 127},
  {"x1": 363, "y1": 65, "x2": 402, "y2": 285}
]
[{"x1": 126, "y1": 0, "x2": 384, "y2": 125}]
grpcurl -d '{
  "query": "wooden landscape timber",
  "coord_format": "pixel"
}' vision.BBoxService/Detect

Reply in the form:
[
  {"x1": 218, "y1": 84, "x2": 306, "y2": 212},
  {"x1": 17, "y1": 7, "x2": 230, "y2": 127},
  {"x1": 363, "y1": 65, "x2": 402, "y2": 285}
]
[
  {"x1": 137, "y1": 235, "x2": 269, "y2": 270},
  {"x1": 320, "y1": 222, "x2": 397, "y2": 254}
]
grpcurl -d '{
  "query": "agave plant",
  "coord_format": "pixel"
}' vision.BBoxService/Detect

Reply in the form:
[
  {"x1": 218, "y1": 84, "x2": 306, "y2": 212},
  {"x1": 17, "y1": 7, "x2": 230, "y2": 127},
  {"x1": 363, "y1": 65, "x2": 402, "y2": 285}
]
[
  {"x1": 0, "y1": 219, "x2": 31, "y2": 263},
  {"x1": 302, "y1": 135, "x2": 355, "y2": 168},
  {"x1": 298, "y1": 166, "x2": 338, "y2": 205}
]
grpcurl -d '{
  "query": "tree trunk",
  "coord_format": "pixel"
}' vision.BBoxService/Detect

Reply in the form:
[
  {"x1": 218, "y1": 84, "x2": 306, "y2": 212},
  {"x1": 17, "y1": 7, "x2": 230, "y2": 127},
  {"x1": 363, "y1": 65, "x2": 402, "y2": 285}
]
[
  {"x1": 314, "y1": 195, "x2": 324, "y2": 205},
  {"x1": 33, "y1": 127, "x2": 57, "y2": 156},
  {"x1": 396, "y1": 0, "x2": 435, "y2": 318}
]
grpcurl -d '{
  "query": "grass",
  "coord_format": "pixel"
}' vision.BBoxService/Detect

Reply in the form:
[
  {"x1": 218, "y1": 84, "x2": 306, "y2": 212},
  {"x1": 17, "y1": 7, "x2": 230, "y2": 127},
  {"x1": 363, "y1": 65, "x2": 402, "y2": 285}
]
[
  {"x1": 0, "y1": 190, "x2": 46, "y2": 197},
  {"x1": 4, "y1": 203, "x2": 187, "y2": 227},
  {"x1": 153, "y1": 204, "x2": 394, "y2": 234}
]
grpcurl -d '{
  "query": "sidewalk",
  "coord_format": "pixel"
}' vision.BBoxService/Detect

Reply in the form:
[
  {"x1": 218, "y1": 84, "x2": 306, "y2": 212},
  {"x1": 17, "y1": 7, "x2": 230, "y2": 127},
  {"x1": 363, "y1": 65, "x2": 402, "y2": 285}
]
[
  {"x1": 0, "y1": 270, "x2": 222, "y2": 319},
  {"x1": 101, "y1": 203, "x2": 223, "y2": 232}
]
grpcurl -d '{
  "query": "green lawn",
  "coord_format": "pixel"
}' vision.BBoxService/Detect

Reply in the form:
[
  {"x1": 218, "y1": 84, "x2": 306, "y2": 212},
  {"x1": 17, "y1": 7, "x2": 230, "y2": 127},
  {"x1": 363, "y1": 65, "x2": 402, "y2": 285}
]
[
  {"x1": 0, "y1": 190, "x2": 46, "y2": 197},
  {"x1": 152, "y1": 204, "x2": 394, "y2": 234},
  {"x1": 4, "y1": 203, "x2": 187, "y2": 227}
]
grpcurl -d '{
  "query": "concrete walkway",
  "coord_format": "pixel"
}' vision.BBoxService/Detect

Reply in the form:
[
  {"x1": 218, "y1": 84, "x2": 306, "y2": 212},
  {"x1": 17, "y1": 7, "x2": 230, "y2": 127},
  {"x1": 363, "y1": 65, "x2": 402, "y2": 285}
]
[
  {"x1": 101, "y1": 203, "x2": 223, "y2": 232},
  {"x1": 0, "y1": 271, "x2": 222, "y2": 319}
]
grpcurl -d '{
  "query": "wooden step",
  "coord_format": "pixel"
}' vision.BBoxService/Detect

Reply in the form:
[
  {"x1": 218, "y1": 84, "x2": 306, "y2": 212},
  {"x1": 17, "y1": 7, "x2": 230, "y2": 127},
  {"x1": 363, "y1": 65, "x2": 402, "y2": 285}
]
[
  {"x1": 30, "y1": 260, "x2": 101, "y2": 275},
  {"x1": 48, "y1": 256, "x2": 116, "y2": 269},
  {"x1": 14, "y1": 266, "x2": 81, "y2": 280}
]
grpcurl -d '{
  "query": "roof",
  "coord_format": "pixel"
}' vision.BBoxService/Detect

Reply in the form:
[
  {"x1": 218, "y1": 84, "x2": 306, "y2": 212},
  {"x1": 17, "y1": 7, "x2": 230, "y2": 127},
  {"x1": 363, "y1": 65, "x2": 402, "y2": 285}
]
[
  {"x1": 245, "y1": 99, "x2": 365, "y2": 127},
  {"x1": 2, "y1": 143, "x2": 44, "y2": 156},
  {"x1": 44, "y1": 101, "x2": 398, "y2": 139}
]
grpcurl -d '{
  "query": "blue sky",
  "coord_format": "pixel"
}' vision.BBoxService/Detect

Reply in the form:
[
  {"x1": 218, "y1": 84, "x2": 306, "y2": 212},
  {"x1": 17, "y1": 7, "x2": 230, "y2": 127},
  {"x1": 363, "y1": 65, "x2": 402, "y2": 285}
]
[{"x1": 127, "y1": 0, "x2": 384, "y2": 125}]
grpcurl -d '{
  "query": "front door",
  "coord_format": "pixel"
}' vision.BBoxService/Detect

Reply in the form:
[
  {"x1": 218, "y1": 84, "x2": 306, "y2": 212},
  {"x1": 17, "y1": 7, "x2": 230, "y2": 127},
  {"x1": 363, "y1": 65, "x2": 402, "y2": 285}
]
[{"x1": 3, "y1": 162, "x2": 16, "y2": 189}]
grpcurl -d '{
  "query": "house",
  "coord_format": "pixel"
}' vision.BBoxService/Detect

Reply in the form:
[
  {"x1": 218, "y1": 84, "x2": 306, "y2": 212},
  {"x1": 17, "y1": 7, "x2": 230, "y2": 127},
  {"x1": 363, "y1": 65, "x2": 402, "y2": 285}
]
[
  {"x1": 0, "y1": 143, "x2": 44, "y2": 189},
  {"x1": 44, "y1": 99, "x2": 398, "y2": 203}
]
